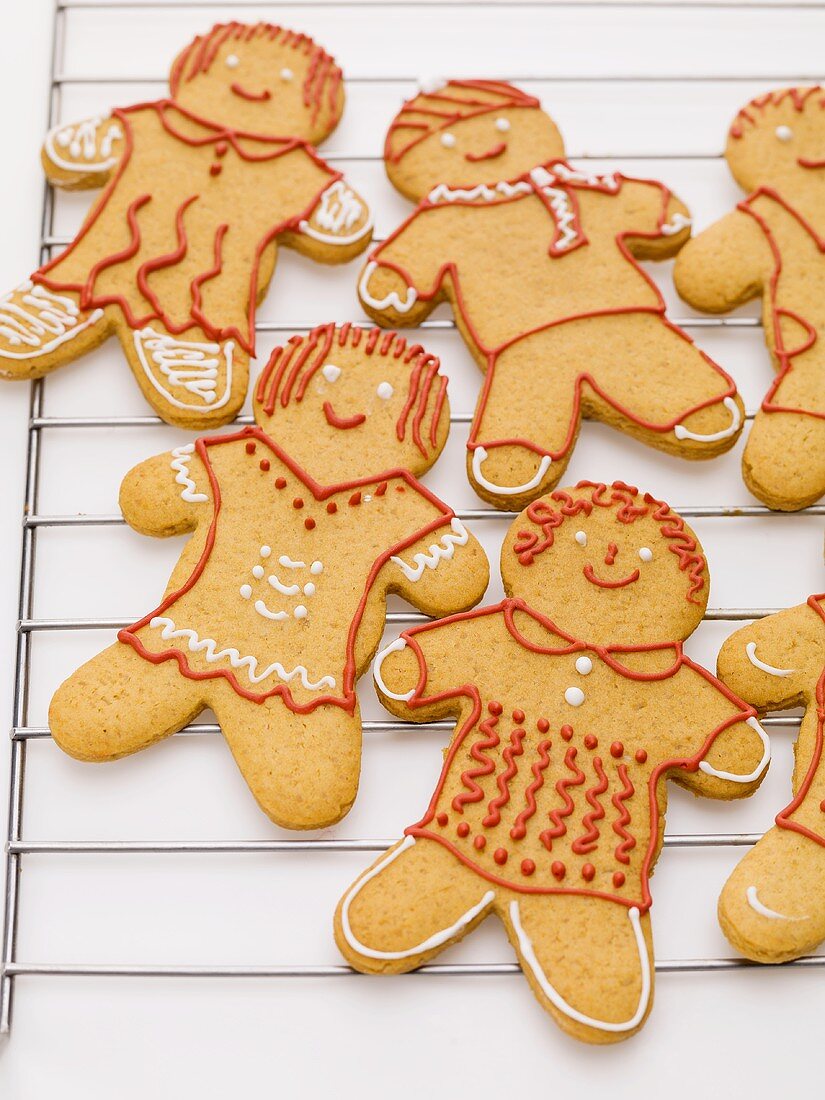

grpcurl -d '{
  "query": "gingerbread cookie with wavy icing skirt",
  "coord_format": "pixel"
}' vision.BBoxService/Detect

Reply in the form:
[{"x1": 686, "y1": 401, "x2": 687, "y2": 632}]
[
  {"x1": 675, "y1": 87, "x2": 825, "y2": 511},
  {"x1": 49, "y1": 325, "x2": 489, "y2": 828},
  {"x1": 335, "y1": 481, "x2": 770, "y2": 1043},
  {"x1": 0, "y1": 22, "x2": 373, "y2": 428},
  {"x1": 716, "y1": 594, "x2": 825, "y2": 962},
  {"x1": 357, "y1": 81, "x2": 744, "y2": 511}
]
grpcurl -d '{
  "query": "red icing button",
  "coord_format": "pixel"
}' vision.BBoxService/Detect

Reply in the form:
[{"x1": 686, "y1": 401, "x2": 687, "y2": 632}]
[
  {"x1": 457, "y1": 822, "x2": 470, "y2": 838},
  {"x1": 610, "y1": 741, "x2": 624, "y2": 758},
  {"x1": 493, "y1": 847, "x2": 508, "y2": 865},
  {"x1": 582, "y1": 863, "x2": 596, "y2": 882},
  {"x1": 613, "y1": 871, "x2": 626, "y2": 888},
  {"x1": 304, "y1": 517, "x2": 316, "y2": 531},
  {"x1": 561, "y1": 724, "x2": 573, "y2": 742},
  {"x1": 436, "y1": 812, "x2": 448, "y2": 826},
  {"x1": 293, "y1": 498, "x2": 304, "y2": 509},
  {"x1": 215, "y1": 141, "x2": 228, "y2": 157},
  {"x1": 512, "y1": 709, "x2": 525, "y2": 724},
  {"x1": 275, "y1": 477, "x2": 287, "y2": 489},
  {"x1": 259, "y1": 459, "x2": 270, "y2": 472},
  {"x1": 473, "y1": 835, "x2": 486, "y2": 851},
  {"x1": 326, "y1": 501, "x2": 337, "y2": 514},
  {"x1": 537, "y1": 718, "x2": 549, "y2": 733},
  {"x1": 488, "y1": 701, "x2": 503, "y2": 716},
  {"x1": 551, "y1": 861, "x2": 566, "y2": 880},
  {"x1": 395, "y1": 485, "x2": 405, "y2": 493},
  {"x1": 349, "y1": 491, "x2": 361, "y2": 506},
  {"x1": 820, "y1": 799, "x2": 825, "y2": 813},
  {"x1": 245, "y1": 441, "x2": 256, "y2": 455},
  {"x1": 210, "y1": 163, "x2": 222, "y2": 177},
  {"x1": 584, "y1": 734, "x2": 598, "y2": 750},
  {"x1": 635, "y1": 748, "x2": 648, "y2": 764},
  {"x1": 375, "y1": 482, "x2": 388, "y2": 496},
  {"x1": 521, "y1": 859, "x2": 536, "y2": 877}
]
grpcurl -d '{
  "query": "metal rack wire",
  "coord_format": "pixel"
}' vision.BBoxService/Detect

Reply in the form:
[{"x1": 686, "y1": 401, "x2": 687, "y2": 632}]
[{"x1": 2, "y1": 0, "x2": 824, "y2": 1044}]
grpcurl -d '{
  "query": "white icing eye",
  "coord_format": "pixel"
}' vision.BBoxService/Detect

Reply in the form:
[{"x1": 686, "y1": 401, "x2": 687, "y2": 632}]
[
  {"x1": 322, "y1": 363, "x2": 341, "y2": 383},
  {"x1": 310, "y1": 560, "x2": 323, "y2": 575},
  {"x1": 775, "y1": 125, "x2": 793, "y2": 142},
  {"x1": 252, "y1": 565, "x2": 264, "y2": 579},
  {"x1": 303, "y1": 582, "x2": 316, "y2": 597},
  {"x1": 495, "y1": 117, "x2": 510, "y2": 132},
  {"x1": 239, "y1": 584, "x2": 252, "y2": 599},
  {"x1": 225, "y1": 54, "x2": 239, "y2": 69},
  {"x1": 638, "y1": 547, "x2": 653, "y2": 562},
  {"x1": 260, "y1": 545, "x2": 271, "y2": 558},
  {"x1": 440, "y1": 132, "x2": 456, "y2": 148},
  {"x1": 280, "y1": 68, "x2": 294, "y2": 82},
  {"x1": 575, "y1": 531, "x2": 587, "y2": 547},
  {"x1": 376, "y1": 381, "x2": 394, "y2": 400}
]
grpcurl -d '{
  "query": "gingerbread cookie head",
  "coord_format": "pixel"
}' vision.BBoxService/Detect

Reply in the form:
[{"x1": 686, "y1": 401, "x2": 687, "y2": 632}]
[
  {"x1": 726, "y1": 86, "x2": 825, "y2": 194},
  {"x1": 254, "y1": 323, "x2": 450, "y2": 482},
  {"x1": 169, "y1": 21, "x2": 344, "y2": 144},
  {"x1": 383, "y1": 80, "x2": 565, "y2": 202},
  {"x1": 502, "y1": 481, "x2": 708, "y2": 647}
]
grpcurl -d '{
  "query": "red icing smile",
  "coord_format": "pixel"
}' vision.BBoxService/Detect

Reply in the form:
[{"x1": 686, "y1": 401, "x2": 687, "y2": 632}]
[
  {"x1": 583, "y1": 563, "x2": 640, "y2": 589},
  {"x1": 323, "y1": 401, "x2": 366, "y2": 430},
  {"x1": 230, "y1": 82, "x2": 272, "y2": 102},
  {"x1": 465, "y1": 141, "x2": 507, "y2": 163},
  {"x1": 798, "y1": 156, "x2": 825, "y2": 169}
]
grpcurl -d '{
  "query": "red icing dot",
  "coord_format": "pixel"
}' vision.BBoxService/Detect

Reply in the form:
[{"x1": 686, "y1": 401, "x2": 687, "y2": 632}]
[
  {"x1": 215, "y1": 141, "x2": 228, "y2": 157},
  {"x1": 376, "y1": 482, "x2": 388, "y2": 496},
  {"x1": 293, "y1": 498, "x2": 304, "y2": 509},
  {"x1": 537, "y1": 718, "x2": 549, "y2": 733},
  {"x1": 473, "y1": 835, "x2": 486, "y2": 851},
  {"x1": 304, "y1": 517, "x2": 316, "y2": 531},
  {"x1": 613, "y1": 871, "x2": 626, "y2": 888},
  {"x1": 210, "y1": 163, "x2": 222, "y2": 177},
  {"x1": 610, "y1": 741, "x2": 624, "y2": 758},
  {"x1": 275, "y1": 477, "x2": 287, "y2": 489},
  {"x1": 551, "y1": 861, "x2": 566, "y2": 880},
  {"x1": 512, "y1": 709, "x2": 525, "y2": 724},
  {"x1": 457, "y1": 822, "x2": 470, "y2": 838},
  {"x1": 245, "y1": 441, "x2": 256, "y2": 455},
  {"x1": 395, "y1": 485, "x2": 405, "y2": 493},
  {"x1": 521, "y1": 859, "x2": 536, "y2": 877},
  {"x1": 493, "y1": 847, "x2": 508, "y2": 866},
  {"x1": 436, "y1": 812, "x2": 448, "y2": 826},
  {"x1": 349, "y1": 491, "x2": 361, "y2": 506},
  {"x1": 259, "y1": 459, "x2": 270, "y2": 472},
  {"x1": 635, "y1": 748, "x2": 648, "y2": 764},
  {"x1": 326, "y1": 501, "x2": 337, "y2": 514},
  {"x1": 820, "y1": 800, "x2": 825, "y2": 813},
  {"x1": 584, "y1": 734, "x2": 598, "y2": 750},
  {"x1": 488, "y1": 701, "x2": 503, "y2": 716},
  {"x1": 561, "y1": 724, "x2": 573, "y2": 742},
  {"x1": 582, "y1": 863, "x2": 596, "y2": 882}
]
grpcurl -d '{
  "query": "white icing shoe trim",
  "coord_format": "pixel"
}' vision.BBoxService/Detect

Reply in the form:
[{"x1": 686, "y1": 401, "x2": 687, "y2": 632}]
[
  {"x1": 674, "y1": 396, "x2": 741, "y2": 443},
  {"x1": 699, "y1": 717, "x2": 770, "y2": 783},
  {"x1": 299, "y1": 180, "x2": 373, "y2": 246},
  {"x1": 660, "y1": 212, "x2": 692, "y2": 236},
  {"x1": 511, "y1": 901, "x2": 650, "y2": 1033},
  {"x1": 471, "y1": 445, "x2": 552, "y2": 496},
  {"x1": 745, "y1": 641, "x2": 795, "y2": 678},
  {"x1": 374, "y1": 638, "x2": 415, "y2": 701},
  {"x1": 746, "y1": 885, "x2": 807, "y2": 922},
  {"x1": 134, "y1": 327, "x2": 234, "y2": 412},
  {"x1": 359, "y1": 261, "x2": 417, "y2": 314},
  {"x1": 169, "y1": 443, "x2": 208, "y2": 503},
  {"x1": 390, "y1": 518, "x2": 469, "y2": 581},
  {"x1": 44, "y1": 116, "x2": 123, "y2": 175},
  {"x1": 341, "y1": 835, "x2": 496, "y2": 959},
  {"x1": 0, "y1": 281, "x2": 104, "y2": 361}
]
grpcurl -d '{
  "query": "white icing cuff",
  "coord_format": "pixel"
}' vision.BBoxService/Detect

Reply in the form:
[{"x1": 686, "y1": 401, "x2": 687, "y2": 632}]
[
  {"x1": 660, "y1": 212, "x2": 692, "y2": 237},
  {"x1": 0, "y1": 282, "x2": 104, "y2": 361},
  {"x1": 510, "y1": 901, "x2": 651, "y2": 1033},
  {"x1": 359, "y1": 261, "x2": 418, "y2": 314},
  {"x1": 134, "y1": 327, "x2": 234, "y2": 412},
  {"x1": 745, "y1": 641, "x2": 795, "y2": 678},
  {"x1": 674, "y1": 396, "x2": 741, "y2": 443},
  {"x1": 471, "y1": 445, "x2": 552, "y2": 496},
  {"x1": 746, "y1": 885, "x2": 806, "y2": 922},
  {"x1": 698, "y1": 716, "x2": 770, "y2": 784},
  {"x1": 44, "y1": 115, "x2": 123, "y2": 175},
  {"x1": 299, "y1": 181, "x2": 373, "y2": 246},
  {"x1": 373, "y1": 637, "x2": 415, "y2": 701},
  {"x1": 341, "y1": 836, "x2": 496, "y2": 959},
  {"x1": 390, "y1": 518, "x2": 469, "y2": 582}
]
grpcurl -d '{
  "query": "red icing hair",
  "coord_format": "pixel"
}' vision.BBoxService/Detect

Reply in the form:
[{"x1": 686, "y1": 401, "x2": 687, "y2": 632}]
[
  {"x1": 384, "y1": 80, "x2": 541, "y2": 164},
  {"x1": 254, "y1": 323, "x2": 448, "y2": 459},
  {"x1": 512, "y1": 481, "x2": 707, "y2": 604},
  {"x1": 169, "y1": 22, "x2": 343, "y2": 126},
  {"x1": 729, "y1": 85, "x2": 825, "y2": 139}
]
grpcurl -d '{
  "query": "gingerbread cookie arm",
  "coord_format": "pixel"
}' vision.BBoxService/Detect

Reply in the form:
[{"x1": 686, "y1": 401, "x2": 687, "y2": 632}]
[
  {"x1": 674, "y1": 209, "x2": 771, "y2": 313},
  {"x1": 41, "y1": 112, "x2": 126, "y2": 191},
  {"x1": 384, "y1": 517, "x2": 489, "y2": 619},
  {"x1": 357, "y1": 209, "x2": 446, "y2": 327},
  {"x1": 617, "y1": 178, "x2": 692, "y2": 261},
  {"x1": 286, "y1": 177, "x2": 374, "y2": 264},
  {"x1": 119, "y1": 446, "x2": 212, "y2": 538}
]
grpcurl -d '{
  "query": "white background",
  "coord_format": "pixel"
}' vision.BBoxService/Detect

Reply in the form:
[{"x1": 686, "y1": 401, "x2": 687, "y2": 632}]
[{"x1": 0, "y1": 0, "x2": 824, "y2": 1096}]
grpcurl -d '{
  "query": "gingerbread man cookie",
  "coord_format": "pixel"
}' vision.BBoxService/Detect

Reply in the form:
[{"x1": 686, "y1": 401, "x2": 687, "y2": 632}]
[
  {"x1": 335, "y1": 481, "x2": 770, "y2": 1043},
  {"x1": 49, "y1": 324, "x2": 489, "y2": 828},
  {"x1": 675, "y1": 87, "x2": 825, "y2": 511},
  {"x1": 357, "y1": 81, "x2": 744, "y2": 510},
  {"x1": 0, "y1": 22, "x2": 373, "y2": 428},
  {"x1": 716, "y1": 594, "x2": 825, "y2": 962}
]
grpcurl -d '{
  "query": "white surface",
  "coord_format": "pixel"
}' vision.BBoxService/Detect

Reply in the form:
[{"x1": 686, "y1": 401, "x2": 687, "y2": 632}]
[{"x1": 0, "y1": 1, "x2": 824, "y2": 1096}]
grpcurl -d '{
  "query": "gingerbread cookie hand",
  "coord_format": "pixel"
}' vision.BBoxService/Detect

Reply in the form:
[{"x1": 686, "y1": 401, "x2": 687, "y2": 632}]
[{"x1": 42, "y1": 113, "x2": 126, "y2": 190}]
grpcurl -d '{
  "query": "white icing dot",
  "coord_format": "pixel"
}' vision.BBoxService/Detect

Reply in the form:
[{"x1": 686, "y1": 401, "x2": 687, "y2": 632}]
[
  {"x1": 575, "y1": 531, "x2": 587, "y2": 547},
  {"x1": 239, "y1": 584, "x2": 252, "y2": 600},
  {"x1": 638, "y1": 547, "x2": 653, "y2": 562},
  {"x1": 775, "y1": 125, "x2": 793, "y2": 142},
  {"x1": 575, "y1": 656, "x2": 593, "y2": 676},
  {"x1": 322, "y1": 363, "x2": 341, "y2": 383},
  {"x1": 252, "y1": 565, "x2": 264, "y2": 579},
  {"x1": 310, "y1": 561, "x2": 323, "y2": 575},
  {"x1": 565, "y1": 686, "x2": 585, "y2": 707},
  {"x1": 260, "y1": 545, "x2": 271, "y2": 558},
  {"x1": 376, "y1": 381, "x2": 394, "y2": 400},
  {"x1": 440, "y1": 132, "x2": 456, "y2": 148},
  {"x1": 303, "y1": 582, "x2": 316, "y2": 597},
  {"x1": 294, "y1": 605, "x2": 308, "y2": 619},
  {"x1": 495, "y1": 117, "x2": 511, "y2": 132},
  {"x1": 280, "y1": 68, "x2": 294, "y2": 82},
  {"x1": 225, "y1": 54, "x2": 239, "y2": 69}
]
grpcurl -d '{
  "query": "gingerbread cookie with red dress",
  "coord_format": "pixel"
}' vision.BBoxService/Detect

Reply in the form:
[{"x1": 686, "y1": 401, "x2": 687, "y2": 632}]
[
  {"x1": 49, "y1": 324, "x2": 489, "y2": 828},
  {"x1": 357, "y1": 81, "x2": 744, "y2": 510},
  {"x1": 675, "y1": 87, "x2": 825, "y2": 511},
  {"x1": 335, "y1": 481, "x2": 770, "y2": 1043},
  {"x1": 0, "y1": 22, "x2": 372, "y2": 428}
]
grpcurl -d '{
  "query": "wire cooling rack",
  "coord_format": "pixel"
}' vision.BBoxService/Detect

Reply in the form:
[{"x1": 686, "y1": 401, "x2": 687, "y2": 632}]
[{"x1": 2, "y1": 0, "x2": 825, "y2": 1046}]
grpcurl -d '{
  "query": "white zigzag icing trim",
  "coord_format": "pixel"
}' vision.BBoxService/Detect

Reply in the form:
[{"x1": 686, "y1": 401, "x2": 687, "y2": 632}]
[
  {"x1": 148, "y1": 616, "x2": 336, "y2": 691},
  {"x1": 169, "y1": 444, "x2": 208, "y2": 503},
  {"x1": 390, "y1": 518, "x2": 469, "y2": 581},
  {"x1": 427, "y1": 180, "x2": 532, "y2": 203}
]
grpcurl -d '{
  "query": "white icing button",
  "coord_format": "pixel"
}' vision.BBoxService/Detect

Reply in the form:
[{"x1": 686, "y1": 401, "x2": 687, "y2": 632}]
[
  {"x1": 575, "y1": 656, "x2": 593, "y2": 676},
  {"x1": 575, "y1": 531, "x2": 587, "y2": 546},
  {"x1": 303, "y1": 582, "x2": 316, "y2": 597},
  {"x1": 363, "y1": 494, "x2": 372, "y2": 503},
  {"x1": 239, "y1": 584, "x2": 252, "y2": 600},
  {"x1": 440, "y1": 132, "x2": 456, "y2": 148},
  {"x1": 260, "y1": 545, "x2": 271, "y2": 558},
  {"x1": 565, "y1": 686, "x2": 585, "y2": 707},
  {"x1": 775, "y1": 125, "x2": 793, "y2": 142},
  {"x1": 638, "y1": 547, "x2": 653, "y2": 562},
  {"x1": 294, "y1": 605, "x2": 308, "y2": 619},
  {"x1": 495, "y1": 117, "x2": 511, "y2": 132},
  {"x1": 376, "y1": 381, "x2": 394, "y2": 400},
  {"x1": 310, "y1": 561, "x2": 323, "y2": 575},
  {"x1": 322, "y1": 364, "x2": 341, "y2": 382},
  {"x1": 252, "y1": 565, "x2": 264, "y2": 579},
  {"x1": 225, "y1": 54, "x2": 239, "y2": 68},
  {"x1": 280, "y1": 67, "x2": 294, "y2": 81}
]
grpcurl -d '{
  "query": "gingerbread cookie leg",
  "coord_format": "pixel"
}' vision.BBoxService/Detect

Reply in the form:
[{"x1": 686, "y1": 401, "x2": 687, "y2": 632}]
[
  {"x1": 49, "y1": 640, "x2": 206, "y2": 761},
  {"x1": 499, "y1": 893, "x2": 654, "y2": 1044},
  {"x1": 0, "y1": 282, "x2": 110, "y2": 381},
  {"x1": 335, "y1": 835, "x2": 496, "y2": 973},
  {"x1": 117, "y1": 317, "x2": 248, "y2": 430}
]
